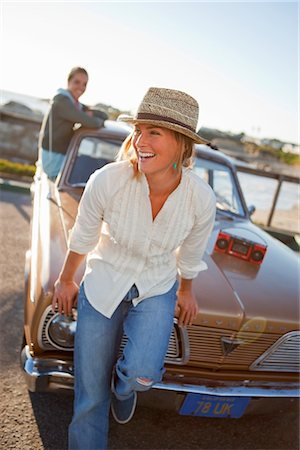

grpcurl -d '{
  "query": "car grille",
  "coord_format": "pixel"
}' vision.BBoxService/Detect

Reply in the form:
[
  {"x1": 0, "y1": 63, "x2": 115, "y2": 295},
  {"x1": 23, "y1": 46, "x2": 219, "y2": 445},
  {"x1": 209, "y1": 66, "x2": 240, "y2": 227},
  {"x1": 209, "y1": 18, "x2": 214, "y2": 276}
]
[
  {"x1": 250, "y1": 331, "x2": 300, "y2": 372},
  {"x1": 187, "y1": 326, "x2": 282, "y2": 369},
  {"x1": 39, "y1": 307, "x2": 299, "y2": 372},
  {"x1": 39, "y1": 306, "x2": 187, "y2": 363},
  {"x1": 119, "y1": 323, "x2": 186, "y2": 364}
]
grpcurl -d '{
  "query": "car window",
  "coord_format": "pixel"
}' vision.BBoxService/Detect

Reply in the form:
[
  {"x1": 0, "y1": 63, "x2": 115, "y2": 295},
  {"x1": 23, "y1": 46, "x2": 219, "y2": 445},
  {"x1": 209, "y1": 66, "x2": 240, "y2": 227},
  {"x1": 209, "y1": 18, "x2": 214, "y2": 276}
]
[
  {"x1": 68, "y1": 137, "x2": 121, "y2": 185},
  {"x1": 194, "y1": 158, "x2": 245, "y2": 216}
]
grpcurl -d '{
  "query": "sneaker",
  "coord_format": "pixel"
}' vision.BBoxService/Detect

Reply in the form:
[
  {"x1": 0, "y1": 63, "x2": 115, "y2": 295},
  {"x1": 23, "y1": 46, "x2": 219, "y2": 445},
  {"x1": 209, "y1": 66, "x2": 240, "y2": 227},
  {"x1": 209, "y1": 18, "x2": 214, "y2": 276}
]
[{"x1": 111, "y1": 372, "x2": 137, "y2": 424}]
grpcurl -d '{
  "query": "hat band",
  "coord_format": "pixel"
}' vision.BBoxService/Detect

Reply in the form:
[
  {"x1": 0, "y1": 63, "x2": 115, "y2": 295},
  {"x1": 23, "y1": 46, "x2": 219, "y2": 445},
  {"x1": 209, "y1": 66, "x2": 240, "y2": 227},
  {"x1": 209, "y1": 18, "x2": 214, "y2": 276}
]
[{"x1": 136, "y1": 113, "x2": 195, "y2": 132}]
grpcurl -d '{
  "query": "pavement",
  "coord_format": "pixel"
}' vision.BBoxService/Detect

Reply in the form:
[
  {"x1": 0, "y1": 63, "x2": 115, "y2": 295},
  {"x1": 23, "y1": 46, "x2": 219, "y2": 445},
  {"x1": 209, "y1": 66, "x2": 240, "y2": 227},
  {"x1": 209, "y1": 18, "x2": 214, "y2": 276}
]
[{"x1": 0, "y1": 187, "x2": 299, "y2": 450}]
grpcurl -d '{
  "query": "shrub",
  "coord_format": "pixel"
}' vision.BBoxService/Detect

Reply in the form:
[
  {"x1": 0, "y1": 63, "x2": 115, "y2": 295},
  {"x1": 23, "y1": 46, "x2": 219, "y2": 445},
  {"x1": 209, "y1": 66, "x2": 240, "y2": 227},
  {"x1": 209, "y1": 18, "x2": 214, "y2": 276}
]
[{"x1": 0, "y1": 159, "x2": 36, "y2": 177}]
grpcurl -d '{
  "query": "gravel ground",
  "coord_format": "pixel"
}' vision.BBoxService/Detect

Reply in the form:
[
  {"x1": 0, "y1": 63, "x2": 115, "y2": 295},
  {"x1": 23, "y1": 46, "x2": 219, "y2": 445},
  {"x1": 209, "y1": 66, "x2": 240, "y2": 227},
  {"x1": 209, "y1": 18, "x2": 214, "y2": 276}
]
[{"x1": 0, "y1": 187, "x2": 299, "y2": 450}]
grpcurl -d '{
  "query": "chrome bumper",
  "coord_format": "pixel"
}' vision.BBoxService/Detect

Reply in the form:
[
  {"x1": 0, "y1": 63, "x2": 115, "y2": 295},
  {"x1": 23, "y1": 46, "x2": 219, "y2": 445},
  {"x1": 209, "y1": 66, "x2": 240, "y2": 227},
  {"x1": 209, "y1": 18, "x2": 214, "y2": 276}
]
[
  {"x1": 153, "y1": 380, "x2": 300, "y2": 398},
  {"x1": 21, "y1": 345, "x2": 300, "y2": 397},
  {"x1": 21, "y1": 345, "x2": 74, "y2": 392}
]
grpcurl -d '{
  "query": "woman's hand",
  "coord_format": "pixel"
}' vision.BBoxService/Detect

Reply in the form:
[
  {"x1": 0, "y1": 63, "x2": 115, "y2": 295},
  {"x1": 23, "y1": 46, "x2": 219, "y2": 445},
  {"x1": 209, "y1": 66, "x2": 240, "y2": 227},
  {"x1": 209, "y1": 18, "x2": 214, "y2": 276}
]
[
  {"x1": 175, "y1": 278, "x2": 199, "y2": 326},
  {"x1": 52, "y1": 279, "x2": 79, "y2": 315},
  {"x1": 52, "y1": 250, "x2": 86, "y2": 315}
]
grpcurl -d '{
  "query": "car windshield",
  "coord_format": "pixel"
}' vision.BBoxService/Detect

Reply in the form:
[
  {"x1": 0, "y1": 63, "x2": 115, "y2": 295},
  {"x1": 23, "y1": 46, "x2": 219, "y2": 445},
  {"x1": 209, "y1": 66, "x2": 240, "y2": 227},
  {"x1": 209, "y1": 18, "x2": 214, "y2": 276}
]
[
  {"x1": 68, "y1": 136, "x2": 121, "y2": 186},
  {"x1": 68, "y1": 137, "x2": 245, "y2": 217},
  {"x1": 194, "y1": 158, "x2": 245, "y2": 216}
]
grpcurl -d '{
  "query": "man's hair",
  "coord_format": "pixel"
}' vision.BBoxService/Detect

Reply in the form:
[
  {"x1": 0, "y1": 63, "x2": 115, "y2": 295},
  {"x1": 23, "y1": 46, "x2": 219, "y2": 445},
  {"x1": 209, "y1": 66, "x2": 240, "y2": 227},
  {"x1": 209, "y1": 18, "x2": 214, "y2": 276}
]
[{"x1": 67, "y1": 67, "x2": 89, "y2": 82}]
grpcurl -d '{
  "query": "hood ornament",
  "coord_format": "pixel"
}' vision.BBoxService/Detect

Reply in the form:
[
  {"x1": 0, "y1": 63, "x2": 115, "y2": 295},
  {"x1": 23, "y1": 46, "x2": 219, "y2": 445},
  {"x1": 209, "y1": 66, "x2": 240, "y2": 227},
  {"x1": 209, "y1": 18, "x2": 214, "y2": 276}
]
[{"x1": 221, "y1": 336, "x2": 245, "y2": 356}]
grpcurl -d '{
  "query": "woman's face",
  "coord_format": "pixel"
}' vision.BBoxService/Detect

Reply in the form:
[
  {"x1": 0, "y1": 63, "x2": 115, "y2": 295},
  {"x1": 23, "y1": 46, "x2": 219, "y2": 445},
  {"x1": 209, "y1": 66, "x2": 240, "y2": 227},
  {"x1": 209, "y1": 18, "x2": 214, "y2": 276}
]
[
  {"x1": 68, "y1": 72, "x2": 88, "y2": 101},
  {"x1": 132, "y1": 124, "x2": 181, "y2": 177}
]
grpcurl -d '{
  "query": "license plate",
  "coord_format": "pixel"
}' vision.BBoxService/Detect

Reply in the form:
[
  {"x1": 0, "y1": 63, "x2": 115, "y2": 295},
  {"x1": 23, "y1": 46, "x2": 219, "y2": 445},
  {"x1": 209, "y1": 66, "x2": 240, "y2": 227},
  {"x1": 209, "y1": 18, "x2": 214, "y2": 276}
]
[{"x1": 179, "y1": 393, "x2": 251, "y2": 418}]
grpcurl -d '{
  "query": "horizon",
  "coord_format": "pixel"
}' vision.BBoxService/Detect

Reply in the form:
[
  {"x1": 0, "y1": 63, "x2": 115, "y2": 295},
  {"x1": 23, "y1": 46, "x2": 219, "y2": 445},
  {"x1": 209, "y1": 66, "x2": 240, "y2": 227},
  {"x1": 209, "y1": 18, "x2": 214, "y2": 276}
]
[
  {"x1": 1, "y1": 87, "x2": 298, "y2": 146},
  {"x1": 1, "y1": 2, "x2": 299, "y2": 144}
]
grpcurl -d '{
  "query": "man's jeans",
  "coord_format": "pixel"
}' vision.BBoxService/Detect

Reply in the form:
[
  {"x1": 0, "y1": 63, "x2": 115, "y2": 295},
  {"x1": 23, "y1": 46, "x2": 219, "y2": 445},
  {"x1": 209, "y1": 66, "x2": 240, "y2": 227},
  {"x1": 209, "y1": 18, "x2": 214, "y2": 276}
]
[{"x1": 68, "y1": 281, "x2": 178, "y2": 450}]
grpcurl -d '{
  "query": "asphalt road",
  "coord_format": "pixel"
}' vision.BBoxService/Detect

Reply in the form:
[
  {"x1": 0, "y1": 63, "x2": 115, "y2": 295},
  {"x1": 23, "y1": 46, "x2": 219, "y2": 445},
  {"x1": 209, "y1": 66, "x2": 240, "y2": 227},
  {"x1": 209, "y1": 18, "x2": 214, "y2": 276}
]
[{"x1": 0, "y1": 187, "x2": 299, "y2": 450}]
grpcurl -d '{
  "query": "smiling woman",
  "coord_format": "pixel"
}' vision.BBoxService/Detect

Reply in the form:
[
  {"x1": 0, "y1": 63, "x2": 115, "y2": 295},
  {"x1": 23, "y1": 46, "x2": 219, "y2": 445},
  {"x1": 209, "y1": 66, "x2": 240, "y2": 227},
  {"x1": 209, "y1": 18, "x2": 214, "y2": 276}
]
[{"x1": 51, "y1": 86, "x2": 216, "y2": 449}]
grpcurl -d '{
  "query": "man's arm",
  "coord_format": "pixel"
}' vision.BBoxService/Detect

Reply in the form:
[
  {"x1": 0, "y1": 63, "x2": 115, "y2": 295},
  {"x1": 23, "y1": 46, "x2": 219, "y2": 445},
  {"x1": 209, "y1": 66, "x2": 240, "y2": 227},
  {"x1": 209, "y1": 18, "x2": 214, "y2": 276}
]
[{"x1": 55, "y1": 96, "x2": 105, "y2": 128}]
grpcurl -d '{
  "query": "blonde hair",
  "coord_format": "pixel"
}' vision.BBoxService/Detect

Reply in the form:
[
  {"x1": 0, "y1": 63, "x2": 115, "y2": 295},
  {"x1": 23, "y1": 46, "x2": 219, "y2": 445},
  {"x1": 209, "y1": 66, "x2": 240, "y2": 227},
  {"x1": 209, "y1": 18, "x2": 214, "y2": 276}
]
[{"x1": 117, "y1": 129, "x2": 195, "y2": 178}]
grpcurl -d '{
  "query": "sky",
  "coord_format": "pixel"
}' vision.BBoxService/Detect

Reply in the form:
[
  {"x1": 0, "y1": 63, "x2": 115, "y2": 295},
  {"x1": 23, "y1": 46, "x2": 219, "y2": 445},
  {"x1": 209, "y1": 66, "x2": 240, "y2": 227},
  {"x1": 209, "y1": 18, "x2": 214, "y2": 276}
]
[{"x1": 1, "y1": 1, "x2": 299, "y2": 144}]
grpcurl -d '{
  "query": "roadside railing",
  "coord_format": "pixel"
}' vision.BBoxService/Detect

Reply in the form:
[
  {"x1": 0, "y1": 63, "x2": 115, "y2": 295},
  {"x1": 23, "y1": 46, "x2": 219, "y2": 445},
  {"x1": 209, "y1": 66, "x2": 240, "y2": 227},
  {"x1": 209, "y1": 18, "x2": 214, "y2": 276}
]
[{"x1": 235, "y1": 164, "x2": 299, "y2": 251}]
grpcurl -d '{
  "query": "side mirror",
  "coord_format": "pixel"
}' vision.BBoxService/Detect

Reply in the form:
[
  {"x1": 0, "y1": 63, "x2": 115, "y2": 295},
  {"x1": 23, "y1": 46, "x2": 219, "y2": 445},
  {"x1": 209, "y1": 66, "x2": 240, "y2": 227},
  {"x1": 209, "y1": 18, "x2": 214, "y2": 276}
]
[{"x1": 248, "y1": 205, "x2": 256, "y2": 216}]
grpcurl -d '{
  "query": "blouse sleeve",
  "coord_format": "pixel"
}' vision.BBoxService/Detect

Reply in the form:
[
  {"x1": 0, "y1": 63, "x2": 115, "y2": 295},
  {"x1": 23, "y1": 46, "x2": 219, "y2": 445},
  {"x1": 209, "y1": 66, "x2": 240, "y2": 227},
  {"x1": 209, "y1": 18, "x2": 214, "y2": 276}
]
[
  {"x1": 176, "y1": 185, "x2": 216, "y2": 279},
  {"x1": 68, "y1": 168, "x2": 109, "y2": 254}
]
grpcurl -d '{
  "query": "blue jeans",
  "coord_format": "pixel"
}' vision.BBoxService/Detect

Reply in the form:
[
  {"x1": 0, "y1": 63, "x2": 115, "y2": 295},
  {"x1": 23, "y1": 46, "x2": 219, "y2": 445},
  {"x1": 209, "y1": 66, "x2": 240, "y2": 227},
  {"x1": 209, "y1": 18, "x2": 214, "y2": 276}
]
[
  {"x1": 41, "y1": 148, "x2": 65, "y2": 179},
  {"x1": 68, "y1": 281, "x2": 178, "y2": 450}
]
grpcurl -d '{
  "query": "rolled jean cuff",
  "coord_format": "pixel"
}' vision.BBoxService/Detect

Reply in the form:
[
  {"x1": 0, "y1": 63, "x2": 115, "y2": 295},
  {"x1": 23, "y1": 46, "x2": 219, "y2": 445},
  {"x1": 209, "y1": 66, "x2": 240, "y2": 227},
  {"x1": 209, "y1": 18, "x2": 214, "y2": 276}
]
[{"x1": 115, "y1": 364, "x2": 164, "y2": 398}]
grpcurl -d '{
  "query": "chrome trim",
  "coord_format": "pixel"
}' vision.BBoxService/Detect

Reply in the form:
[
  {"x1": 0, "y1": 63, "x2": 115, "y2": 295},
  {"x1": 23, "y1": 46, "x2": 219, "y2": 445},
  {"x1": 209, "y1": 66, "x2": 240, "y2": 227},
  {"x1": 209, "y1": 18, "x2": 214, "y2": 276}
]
[
  {"x1": 38, "y1": 306, "x2": 54, "y2": 349},
  {"x1": 21, "y1": 346, "x2": 299, "y2": 396},
  {"x1": 53, "y1": 185, "x2": 69, "y2": 243},
  {"x1": 38, "y1": 309, "x2": 188, "y2": 363},
  {"x1": 233, "y1": 290, "x2": 246, "y2": 322},
  {"x1": 167, "y1": 319, "x2": 190, "y2": 365},
  {"x1": 152, "y1": 381, "x2": 300, "y2": 398},
  {"x1": 250, "y1": 331, "x2": 300, "y2": 372},
  {"x1": 119, "y1": 318, "x2": 189, "y2": 365},
  {"x1": 30, "y1": 179, "x2": 41, "y2": 303},
  {"x1": 38, "y1": 305, "x2": 76, "y2": 351},
  {"x1": 21, "y1": 345, "x2": 74, "y2": 392}
]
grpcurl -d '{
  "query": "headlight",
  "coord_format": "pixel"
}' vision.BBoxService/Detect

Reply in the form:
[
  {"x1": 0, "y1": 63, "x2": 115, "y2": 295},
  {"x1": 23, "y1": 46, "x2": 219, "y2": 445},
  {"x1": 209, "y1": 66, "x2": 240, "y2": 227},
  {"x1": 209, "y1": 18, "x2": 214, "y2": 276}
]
[{"x1": 47, "y1": 312, "x2": 77, "y2": 350}]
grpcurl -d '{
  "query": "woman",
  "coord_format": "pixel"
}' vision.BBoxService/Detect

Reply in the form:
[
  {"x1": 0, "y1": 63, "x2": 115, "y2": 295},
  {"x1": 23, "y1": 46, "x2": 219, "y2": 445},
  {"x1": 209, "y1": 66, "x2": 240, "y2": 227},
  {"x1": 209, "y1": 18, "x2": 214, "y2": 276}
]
[
  {"x1": 39, "y1": 66, "x2": 107, "y2": 179},
  {"x1": 52, "y1": 87, "x2": 216, "y2": 450}
]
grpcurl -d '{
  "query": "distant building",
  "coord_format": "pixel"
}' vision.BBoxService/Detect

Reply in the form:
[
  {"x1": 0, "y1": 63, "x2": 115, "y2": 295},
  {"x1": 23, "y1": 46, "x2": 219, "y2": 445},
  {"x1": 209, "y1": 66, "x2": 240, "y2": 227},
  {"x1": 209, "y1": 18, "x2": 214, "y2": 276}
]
[
  {"x1": 241, "y1": 136, "x2": 299, "y2": 154},
  {"x1": 241, "y1": 135, "x2": 262, "y2": 146},
  {"x1": 282, "y1": 143, "x2": 300, "y2": 155},
  {"x1": 260, "y1": 138, "x2": 282, "y2": 149}
]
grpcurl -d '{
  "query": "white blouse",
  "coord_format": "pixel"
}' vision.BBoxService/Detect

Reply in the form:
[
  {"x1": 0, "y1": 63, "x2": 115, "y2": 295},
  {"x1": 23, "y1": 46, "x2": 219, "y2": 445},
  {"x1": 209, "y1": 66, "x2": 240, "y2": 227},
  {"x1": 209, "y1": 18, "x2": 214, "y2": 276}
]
[{"x1": 69, "y1": 160, "x2": 216, "y2": 318}]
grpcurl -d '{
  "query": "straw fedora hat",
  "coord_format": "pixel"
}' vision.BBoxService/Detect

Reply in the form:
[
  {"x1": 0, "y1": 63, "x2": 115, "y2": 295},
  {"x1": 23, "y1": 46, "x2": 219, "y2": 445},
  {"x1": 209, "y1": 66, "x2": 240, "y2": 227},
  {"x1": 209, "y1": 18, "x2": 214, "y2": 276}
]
[{"x1": 118, "y1": 87, "x2": 208, "y2": 144}]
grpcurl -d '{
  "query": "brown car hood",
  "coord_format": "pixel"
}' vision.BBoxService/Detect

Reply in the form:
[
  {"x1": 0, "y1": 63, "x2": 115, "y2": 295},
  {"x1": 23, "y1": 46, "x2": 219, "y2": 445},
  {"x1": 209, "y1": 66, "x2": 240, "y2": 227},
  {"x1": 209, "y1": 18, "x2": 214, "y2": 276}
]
[{"x1": 205, "y1": 221, "x2": 299, "y2": 334}]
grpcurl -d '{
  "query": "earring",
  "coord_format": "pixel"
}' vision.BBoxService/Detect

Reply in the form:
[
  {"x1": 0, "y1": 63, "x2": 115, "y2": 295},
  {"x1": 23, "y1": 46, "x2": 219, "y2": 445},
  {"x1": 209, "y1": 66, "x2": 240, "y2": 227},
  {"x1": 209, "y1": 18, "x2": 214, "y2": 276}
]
[{"x1": 173, "y1": 162, "x2": 177, "y2": 169}]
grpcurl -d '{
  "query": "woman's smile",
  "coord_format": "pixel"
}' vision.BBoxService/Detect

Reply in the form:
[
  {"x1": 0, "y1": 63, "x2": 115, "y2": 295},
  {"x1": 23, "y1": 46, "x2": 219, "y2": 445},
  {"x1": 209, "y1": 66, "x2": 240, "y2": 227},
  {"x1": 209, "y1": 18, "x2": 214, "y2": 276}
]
[{"x1": 138, "y1": 151, "x2": 156, "y2": 162}]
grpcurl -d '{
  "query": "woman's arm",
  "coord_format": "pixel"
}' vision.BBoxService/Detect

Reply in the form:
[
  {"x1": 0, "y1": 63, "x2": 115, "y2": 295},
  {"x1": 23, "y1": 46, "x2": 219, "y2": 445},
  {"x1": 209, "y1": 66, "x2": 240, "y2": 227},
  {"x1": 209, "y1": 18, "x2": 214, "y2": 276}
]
[
  {"x1": 176, "y1": 278, "x2": 199, "y2": 327},
  {"x1": 176, "y1": 185, "x2": 216, "y2": 326},
  {"x1": 52, "y1": 169, "x2": 109, "y2": 315},
  {"x1": 52, "y1": 250, "x2": 86, "y2": 315}
]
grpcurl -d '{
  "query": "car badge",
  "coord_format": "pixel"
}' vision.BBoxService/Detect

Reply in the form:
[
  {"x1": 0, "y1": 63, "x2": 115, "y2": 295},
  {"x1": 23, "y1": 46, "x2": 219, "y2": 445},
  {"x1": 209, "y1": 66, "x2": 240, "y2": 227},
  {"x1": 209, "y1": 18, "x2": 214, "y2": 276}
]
[{"x1": 221, "y1": 336, "x2": 245, "y2": 356}]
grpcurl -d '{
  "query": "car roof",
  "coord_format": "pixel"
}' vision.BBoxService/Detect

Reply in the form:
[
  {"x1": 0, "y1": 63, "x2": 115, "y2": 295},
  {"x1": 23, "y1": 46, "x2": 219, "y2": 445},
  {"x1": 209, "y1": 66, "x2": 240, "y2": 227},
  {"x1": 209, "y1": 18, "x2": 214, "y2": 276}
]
[{"x1": 195, "y1": 144, "x2": 236, "y2": 169}]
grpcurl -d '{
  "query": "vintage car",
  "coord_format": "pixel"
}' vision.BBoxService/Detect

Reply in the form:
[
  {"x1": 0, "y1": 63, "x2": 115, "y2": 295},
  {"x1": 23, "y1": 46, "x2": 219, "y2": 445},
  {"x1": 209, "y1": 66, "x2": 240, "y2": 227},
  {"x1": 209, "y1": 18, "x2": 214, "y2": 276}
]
[{"x1": 21, "y1": 120, "x2": 299, "y2": 419}]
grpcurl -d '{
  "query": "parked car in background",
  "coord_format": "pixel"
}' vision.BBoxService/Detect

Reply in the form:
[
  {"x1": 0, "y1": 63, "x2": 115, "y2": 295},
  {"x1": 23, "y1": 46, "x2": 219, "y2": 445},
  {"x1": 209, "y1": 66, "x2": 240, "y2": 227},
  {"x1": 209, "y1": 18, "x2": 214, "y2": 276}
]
[{"x1": 21, "y1": 121, "x2": 299, "y2": 419}]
